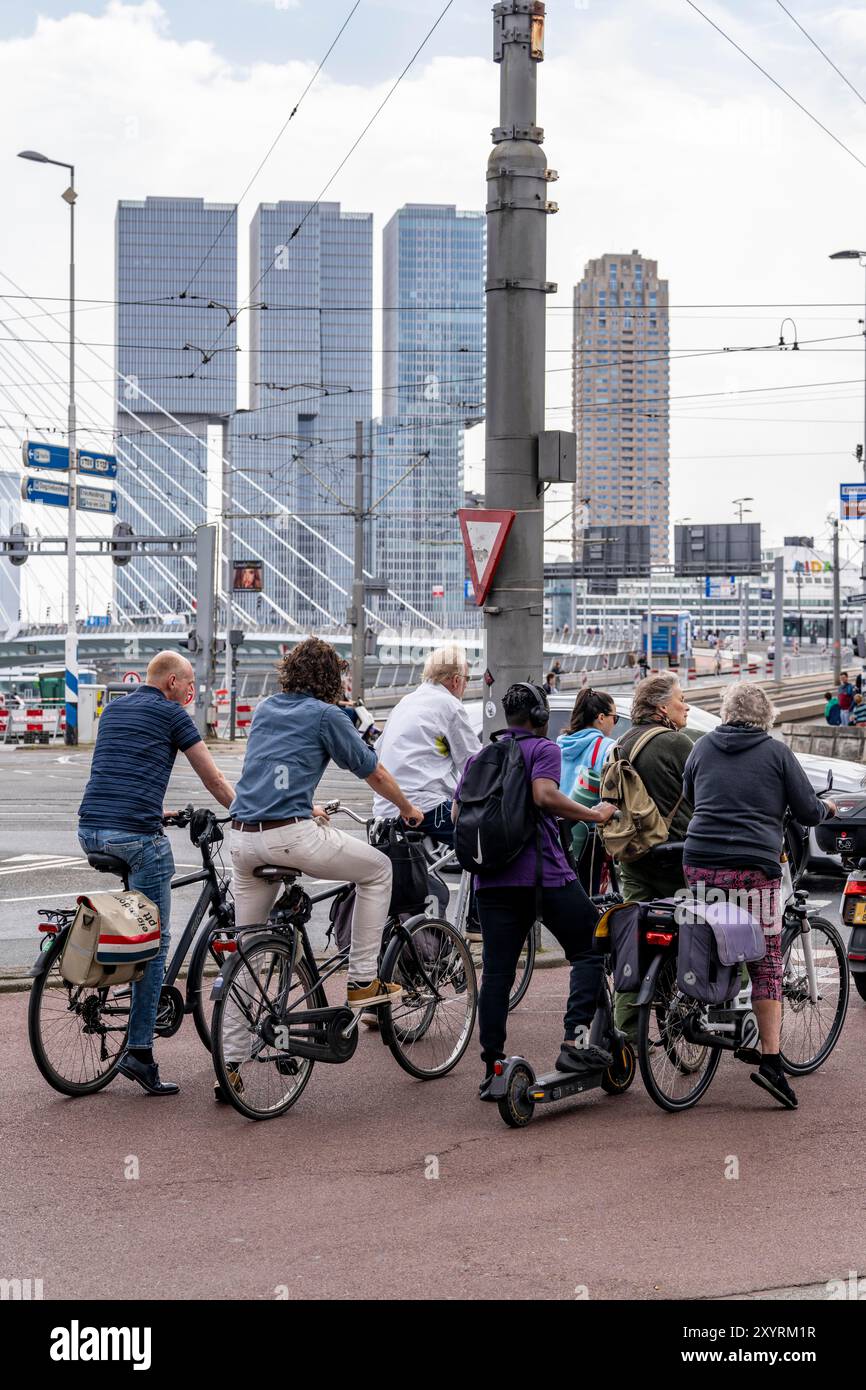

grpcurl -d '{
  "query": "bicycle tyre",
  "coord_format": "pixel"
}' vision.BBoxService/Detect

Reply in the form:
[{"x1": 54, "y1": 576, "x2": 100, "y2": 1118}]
[
  {"x1": 188, "y1": 910, "x2": 234, "y2": 1053},
  {"x1": 506, "y1": 928, "x2": 536, "y2": 1011},
  {"x1": 28, "y1": 932, "x2": 128, "y2": 1097},
  {"x1": 779, "y1": 916, "x2": 849, "y2": 1075},
  {"x1": 637, "y1": 957, "x2": 723, "y2": 1112},
  {"x1": 380, "y1": 917, "x2": 476, "y2": 1080},
  {"x1": 211, "y1": 933, "x2": 318, "y2": 1121}
]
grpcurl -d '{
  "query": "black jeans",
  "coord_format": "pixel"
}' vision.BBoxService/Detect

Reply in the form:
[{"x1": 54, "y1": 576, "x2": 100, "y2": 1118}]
[
  {"x1": 417, "y1": 800, "x2": 455, "y2": 848},
  {"x1": 475, "y1": 881, "x2": 602, "y2": 1064}
]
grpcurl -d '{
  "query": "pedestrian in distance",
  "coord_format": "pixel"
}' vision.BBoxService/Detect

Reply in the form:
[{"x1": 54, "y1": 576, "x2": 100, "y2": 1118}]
[
  {"x1": 682, "y1": 681, "x2": 836, "y2": 1109},
  {"x1": 78, "y1": 651, "x2": 237, "y2": 1096},
  {"x1": 851, "y1": 692, "x2": 866, "y2": 726},
  {"x1": 838, "y1": 671, "x2": 855, "y2": 726},
  {"x1": 824, "y1": 691, "x2": 842, "y2": 726},
  {"x1": 452, "y1": 682, "x2": 618, "y2": 1098},
  {"x1": 542, "y1": 671, "x2": 558, "y2": 696}
]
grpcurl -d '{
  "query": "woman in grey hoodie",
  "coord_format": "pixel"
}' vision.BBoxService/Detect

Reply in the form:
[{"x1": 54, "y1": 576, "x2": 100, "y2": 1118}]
[{"x1": 682, "y1": 681, "x2": 836, "y2": 1111}]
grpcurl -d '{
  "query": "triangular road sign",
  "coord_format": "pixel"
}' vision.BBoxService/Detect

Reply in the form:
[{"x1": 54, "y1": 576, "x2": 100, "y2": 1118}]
[{"x1": 457, "y1": 508, "x2": 516, "y2": 606}]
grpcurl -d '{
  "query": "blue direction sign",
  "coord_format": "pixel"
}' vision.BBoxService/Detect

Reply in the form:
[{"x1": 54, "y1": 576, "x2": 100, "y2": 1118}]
[
  {"x1": 77, "y1": 484, "x2": 117, "y2": 515},
  {"x1": 21, "y1": 476, "x2": 117, "y2": 514},
  {"x1": 21, "y1": 440, "x2": 70, "y2": 472},
  {"x1": 841, "y1": 482, "x2": 866, "y2": 519},
  {"x1": 77, "y1": 448, "x2": 118, "y2": 480},
  {"x1": 22, "y1": 439, "x2": 118, "y2": 479}
]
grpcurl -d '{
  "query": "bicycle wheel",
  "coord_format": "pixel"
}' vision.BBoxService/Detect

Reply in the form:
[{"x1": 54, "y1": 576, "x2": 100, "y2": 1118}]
[
  {"x1": 380, "y1": 917, "x2": 477, "y2": 1079},
  {"x1": 188, "y1": 909, "x2": 235, "y2": 1052},
  {"x1": 211, "y1": 933, "x2": 319, "y2": 1120},
  {"x1": 28, "y1": 932, "x2": 129, "y2": 1096},
  {"x1": 779, "y1": 916, "x2": 849, "y2": 1075},
  {"x1": 637, "y1": 956, "x2": 722, "y2": 1112}
]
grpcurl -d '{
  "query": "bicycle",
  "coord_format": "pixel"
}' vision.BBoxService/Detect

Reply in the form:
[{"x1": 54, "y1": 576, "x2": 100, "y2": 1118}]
[
  {"x1": 634, "y1": 818, "x2": 850, "y2": 1113},
  {"x1": 209, "y1": 803, "x2": 478, "y2": 1120},
  {"x1": 28, "y1": 806, "x2": 235, "y2": 1096}
]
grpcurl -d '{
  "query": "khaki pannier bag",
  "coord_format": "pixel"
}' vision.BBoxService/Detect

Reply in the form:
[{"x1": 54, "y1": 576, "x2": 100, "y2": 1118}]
[{"x1": 59, "y1": 891, "x2": 161, "y2": 988}]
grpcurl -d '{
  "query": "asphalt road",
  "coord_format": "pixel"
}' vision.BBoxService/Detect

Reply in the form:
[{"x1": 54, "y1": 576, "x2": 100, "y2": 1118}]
[
  {"x1": 0, "y1": 743, "x2": 383, "y2": 975},
  {"x1": 2, "y1": 965, "x2": 865, "y2": 1301}
]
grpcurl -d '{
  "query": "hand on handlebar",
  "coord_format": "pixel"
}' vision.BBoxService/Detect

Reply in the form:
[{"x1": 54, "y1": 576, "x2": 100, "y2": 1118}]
[
  {"x1": 162, "y1": 803, "x2": 194, "y2": 827},
  {"x1": 312, "y1": 803, "x2": 331, "y2": 825},
  {"x1": 402, "y1": 803, "x2": 424, "y2": 828},
  {"x1": 823, "y1": 799, "x2": 837, "y2": 818}
]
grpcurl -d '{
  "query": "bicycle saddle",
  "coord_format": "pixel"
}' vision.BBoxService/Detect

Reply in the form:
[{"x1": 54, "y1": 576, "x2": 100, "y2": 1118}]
[
  {"x1": 253, "y1": 865, "x2": 300, "y2": 883},
  {"x1": 87, "y1": 852, "x2": 130, "y2": 878}
]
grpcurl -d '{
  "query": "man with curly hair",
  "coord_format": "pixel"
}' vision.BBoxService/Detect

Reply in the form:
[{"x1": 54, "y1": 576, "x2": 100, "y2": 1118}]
[{"x1": 227, "y1": 638, "x2": 423, "y2": 1020}]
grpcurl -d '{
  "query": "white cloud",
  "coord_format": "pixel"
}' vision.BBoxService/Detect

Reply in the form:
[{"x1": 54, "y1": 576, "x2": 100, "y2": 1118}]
[{"x1": 2, "y1": 0, "x2": 866, "y2": 617}]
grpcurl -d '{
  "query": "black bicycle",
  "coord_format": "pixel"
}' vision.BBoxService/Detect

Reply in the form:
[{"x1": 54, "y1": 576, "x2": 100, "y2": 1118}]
[
  {"x1": 28, "y1": 806, "x2": 234, "y2": 1096},
  {"x1": 209, "y1": 804, "x2": 478, "y2": 1120}
]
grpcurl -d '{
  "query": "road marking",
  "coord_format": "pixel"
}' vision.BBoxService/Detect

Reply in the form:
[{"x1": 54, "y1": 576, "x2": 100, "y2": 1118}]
[{"x1": 0, "y1": 857, "x2": 86, "y2": 876}]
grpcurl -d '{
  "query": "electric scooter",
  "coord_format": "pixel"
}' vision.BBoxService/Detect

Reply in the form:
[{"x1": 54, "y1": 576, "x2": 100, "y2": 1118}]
[{"x1": 485, "y1": 915, "x2": 636, "y2": 1128}]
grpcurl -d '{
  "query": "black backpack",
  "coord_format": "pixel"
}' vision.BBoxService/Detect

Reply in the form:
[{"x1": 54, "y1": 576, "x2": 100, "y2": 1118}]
[{"x1": 454, "y1": 731, "x2": 538, "y2": 875}]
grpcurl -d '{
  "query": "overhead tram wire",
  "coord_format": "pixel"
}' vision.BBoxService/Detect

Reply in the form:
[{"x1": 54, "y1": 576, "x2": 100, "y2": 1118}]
[
  {"x1": 197, "y1": 0, "x2": 457, "y2": 363},
  {"x1": 0, "y1": 269, "x2": 442, "y2": 631},
  {"x1": 775, "y1": 1, "x2": 866, "y2": 107},
  {"x1": 179, "y1": 0, "x2": 362, "y2": 301},
  {"x1": 684, "y1": 0, "x2": 866, "y2": 173}
]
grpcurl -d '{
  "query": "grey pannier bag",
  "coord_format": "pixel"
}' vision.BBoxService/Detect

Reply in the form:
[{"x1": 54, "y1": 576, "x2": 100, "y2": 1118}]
[{"x1": 676, "y1": 897, "x2": 765, "y2": 1005}]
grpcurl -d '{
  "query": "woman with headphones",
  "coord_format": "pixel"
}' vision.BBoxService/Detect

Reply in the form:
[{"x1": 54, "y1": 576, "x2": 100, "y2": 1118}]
[{"x1": 452, "y1": 681, "x2": 618, "y2": 1099}]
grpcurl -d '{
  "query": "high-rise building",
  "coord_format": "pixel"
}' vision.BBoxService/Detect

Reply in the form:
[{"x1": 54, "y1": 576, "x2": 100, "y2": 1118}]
[
  {"x1": 572, "y1": 251, "x2": 670, "y2": 563},
  {"x1": 229, "y1": 201, "x2": 373, "y2": 628},
  {"x1": 0, "y1": 472, "x2": 21, "y2": 629},
  {"x1": 114, "y1": 196, "x2": 237, "y2": 616},
  {"x1": 377, "y1": 205, "x2": 485, "y2": 626}
]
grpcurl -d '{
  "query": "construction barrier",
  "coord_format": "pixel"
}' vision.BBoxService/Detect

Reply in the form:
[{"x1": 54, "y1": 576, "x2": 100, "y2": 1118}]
[{"x1": 213, "y1": 693, "x2": 256, "y2": 738}]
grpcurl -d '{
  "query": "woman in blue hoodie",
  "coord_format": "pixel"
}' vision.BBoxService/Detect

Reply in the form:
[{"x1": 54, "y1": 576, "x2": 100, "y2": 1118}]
[{"x1": 558, "y1": 688, "x2": 617, "y2": 891}]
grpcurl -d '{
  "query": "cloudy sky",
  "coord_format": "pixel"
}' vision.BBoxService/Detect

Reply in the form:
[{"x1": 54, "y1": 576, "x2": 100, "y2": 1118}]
[{"x1": 2, "y1": 0, "x2": 866, "y2": 617}]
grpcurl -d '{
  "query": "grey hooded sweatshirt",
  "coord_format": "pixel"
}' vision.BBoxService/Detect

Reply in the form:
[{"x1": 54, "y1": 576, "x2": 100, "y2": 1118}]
[{"x1": 682, "y1": 723, "x2": 830, "y2": 879}]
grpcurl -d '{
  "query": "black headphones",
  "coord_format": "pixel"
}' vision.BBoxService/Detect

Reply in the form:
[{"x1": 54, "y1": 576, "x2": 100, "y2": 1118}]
[{"x1": 517, "y1": 680, "x2": 550, "y2": 729}]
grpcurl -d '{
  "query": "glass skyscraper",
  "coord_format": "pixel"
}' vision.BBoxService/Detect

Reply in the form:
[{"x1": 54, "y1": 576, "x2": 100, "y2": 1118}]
[
  {"x1": 377, "y1": 205, "x2": 485, "y2": 627},
  {"x1": 114, "y1": 196, "x2": 237, "y2": 615},
  {"x1": 229, "y1": 201, "x2": 373, "y2": 628}
]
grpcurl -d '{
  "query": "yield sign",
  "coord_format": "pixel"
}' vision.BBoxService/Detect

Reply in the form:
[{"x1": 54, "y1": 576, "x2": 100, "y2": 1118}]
[{"x1": 457, "y1": 508, "x2": 516, "y2": 606}]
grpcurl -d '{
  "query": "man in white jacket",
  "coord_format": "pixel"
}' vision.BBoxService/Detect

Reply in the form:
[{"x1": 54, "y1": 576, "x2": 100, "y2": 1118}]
[{"x1": 373, "y1": 644, "x2": 480, "y2": 846}]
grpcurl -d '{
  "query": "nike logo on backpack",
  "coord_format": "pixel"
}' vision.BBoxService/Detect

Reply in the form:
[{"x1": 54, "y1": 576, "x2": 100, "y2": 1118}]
[{"x1": 474, "y1": 830, "x2": 483, "y2": 866}]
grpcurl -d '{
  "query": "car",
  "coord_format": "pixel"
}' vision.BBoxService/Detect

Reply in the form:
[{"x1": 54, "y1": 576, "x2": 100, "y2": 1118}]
[{"x1": 464, "y1": 694, "x2": 863, "y2": 878}]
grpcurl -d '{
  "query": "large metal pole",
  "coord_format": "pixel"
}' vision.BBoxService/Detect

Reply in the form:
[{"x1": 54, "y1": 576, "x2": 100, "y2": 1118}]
[
  {"x1": 773, "y1": 553, "x2": 784, "y2": 683},
  {"x1": 646, "y1": 566, "x2": 653, "y2": 674},
  {"x1": 862, "y1": 266, "x2": 866, "y2": 645},
  {"x1": 351, "y1": 419, "x2": 365, "y2": 704},
  {"x1": 193, "y1": 524, "x2": 217, "y2": 739},
  {"x1": 832, "y1": 517, "x2": 842, "y2": 684},
  {"x1": 65, "y1": 169, "x2": 78, "y2": 744},
  {"x1": 483, "y1": 1, "x2": 552, "y2": 739}
]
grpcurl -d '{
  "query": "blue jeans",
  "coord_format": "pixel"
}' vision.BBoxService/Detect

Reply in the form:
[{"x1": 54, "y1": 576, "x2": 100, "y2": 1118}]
[
  {"x1": 78, "y1": 827, "x2": 174, "y2": 1049},
  {"x1": 417, "y1": 800, "x2": 455, "y2": 848}
]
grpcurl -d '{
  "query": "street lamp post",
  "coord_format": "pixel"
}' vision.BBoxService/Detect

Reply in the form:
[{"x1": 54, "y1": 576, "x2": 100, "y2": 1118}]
[
  {"x1": 830, "y1": 250, "x2": 866, "y2": 644},
  {"x1": 732, "y1": 496, "x2": 753, "y2": 525},
  {"x1": 19, "y1": 150, "x2": 77, "y2": 744}
]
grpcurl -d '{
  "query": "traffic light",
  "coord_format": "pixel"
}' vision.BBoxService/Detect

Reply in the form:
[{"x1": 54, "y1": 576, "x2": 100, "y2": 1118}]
[
  {"x1": 8, "y1": 521, "x2": 29, "y2": 566},
  {"x1": 179, "y1": 630, "x2": 199, "y2": 655},
  {"x1": 111, "y1": 521, "x2": 134, "y2": 567}
]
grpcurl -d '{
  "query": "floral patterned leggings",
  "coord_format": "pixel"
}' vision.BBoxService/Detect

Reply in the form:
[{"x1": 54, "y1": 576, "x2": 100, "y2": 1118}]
[{"x1": 683, "y1": 865, "x2": 783, "y2": 1003}]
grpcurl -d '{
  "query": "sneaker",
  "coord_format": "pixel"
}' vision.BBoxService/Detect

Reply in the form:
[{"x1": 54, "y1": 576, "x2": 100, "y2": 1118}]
[
  {"x1": 751, "y1": 1064, "x2": 798, "y2": 1110},
  {"x1": 346, "y1": 978, "x2": 403, "y2": 1010},
  {"x1": 556, "y1": 1042, "x2": 613, "y2": 1075},
  {"x1": 214, "y1": 1065, "x2": 244, "y2": 1103}
]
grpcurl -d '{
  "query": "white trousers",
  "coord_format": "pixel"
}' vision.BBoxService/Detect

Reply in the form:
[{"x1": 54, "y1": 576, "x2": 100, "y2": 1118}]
[{"x1": 229, "y1": 820, "x2": 392, "y2": 981}]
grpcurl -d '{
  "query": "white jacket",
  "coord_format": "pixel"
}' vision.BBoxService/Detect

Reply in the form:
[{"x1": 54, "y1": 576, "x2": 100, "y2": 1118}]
[{"x1": 372, "y1": 681, "x2": 480, "y2": 817}]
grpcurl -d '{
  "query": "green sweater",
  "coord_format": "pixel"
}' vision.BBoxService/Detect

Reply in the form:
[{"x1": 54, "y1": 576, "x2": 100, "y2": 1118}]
[{"x1": 617, "y1": 721, "x2": 694, "y2": 843}]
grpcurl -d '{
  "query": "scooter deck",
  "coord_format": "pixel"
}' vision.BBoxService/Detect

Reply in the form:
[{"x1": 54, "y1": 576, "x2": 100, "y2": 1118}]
[{"x1": 526, "y1": 1068, "x2": 604, "y2": 1103}]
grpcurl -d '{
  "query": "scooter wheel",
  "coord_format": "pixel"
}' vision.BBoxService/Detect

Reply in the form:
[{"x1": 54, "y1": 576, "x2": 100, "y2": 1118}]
[
  {"x1": 601, "y1": 1041, "x2": 636, "y2": 1096},
  {"x1": 498, "y1": 1063, "x2": 536, "y2": 1128}
]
